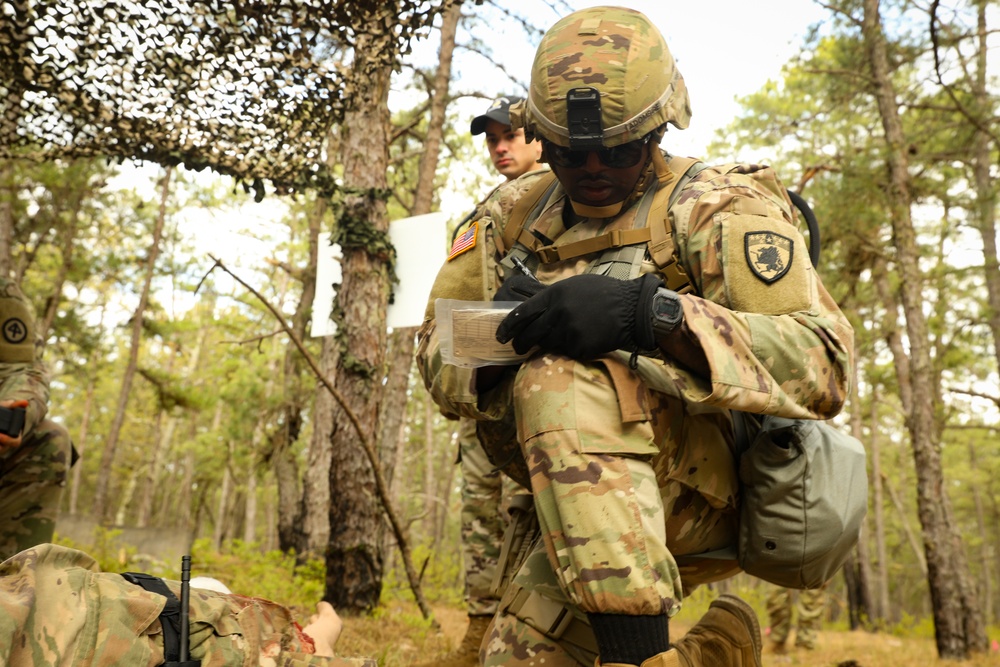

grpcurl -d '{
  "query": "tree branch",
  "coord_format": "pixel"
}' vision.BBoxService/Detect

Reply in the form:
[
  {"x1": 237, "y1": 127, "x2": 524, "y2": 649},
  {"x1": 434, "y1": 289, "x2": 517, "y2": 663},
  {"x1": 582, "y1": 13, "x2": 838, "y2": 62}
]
[{"x1": 201, "y1": 256, "x2": 438, "y2": 626}]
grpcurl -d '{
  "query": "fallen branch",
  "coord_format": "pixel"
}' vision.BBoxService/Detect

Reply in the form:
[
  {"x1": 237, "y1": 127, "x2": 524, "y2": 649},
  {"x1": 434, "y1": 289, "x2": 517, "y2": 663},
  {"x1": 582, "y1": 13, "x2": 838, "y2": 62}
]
[{"x1": 202, "y1": 256, "x2": 438, "y2": 626}]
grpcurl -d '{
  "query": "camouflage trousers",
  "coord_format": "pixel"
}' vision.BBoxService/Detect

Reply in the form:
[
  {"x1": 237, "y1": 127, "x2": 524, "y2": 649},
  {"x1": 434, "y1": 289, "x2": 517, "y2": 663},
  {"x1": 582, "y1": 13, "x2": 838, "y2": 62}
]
[
  {"x1": 458, "y1": 416, "x2": 525, "y2": 616},
  {"x1": 766, "y1": 585, "x2": 827, "y2": 649},
  {"x1": 481, "y1": 354, "x2": 741, "y2": 665},
  {"x1": 0, "y1": 544, "x2": 374, "y2": 666},
  {"x1": 0, "y1": 418, "x2": 73, "y2": 560}
]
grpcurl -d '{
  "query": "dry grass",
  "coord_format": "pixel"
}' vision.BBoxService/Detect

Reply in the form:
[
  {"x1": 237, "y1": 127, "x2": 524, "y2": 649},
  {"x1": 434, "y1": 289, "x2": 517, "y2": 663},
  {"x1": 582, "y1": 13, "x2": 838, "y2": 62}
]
[{"x1": 331, "y1": 599, "x2": 1000, "y2": 667}]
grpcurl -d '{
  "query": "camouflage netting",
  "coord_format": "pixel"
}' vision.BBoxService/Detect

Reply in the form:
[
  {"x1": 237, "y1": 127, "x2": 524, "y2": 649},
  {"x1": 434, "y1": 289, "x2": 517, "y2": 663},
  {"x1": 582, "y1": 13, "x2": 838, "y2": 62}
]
[{"x1": 0, "y1": 0, "x2": 456, "y2": 199}]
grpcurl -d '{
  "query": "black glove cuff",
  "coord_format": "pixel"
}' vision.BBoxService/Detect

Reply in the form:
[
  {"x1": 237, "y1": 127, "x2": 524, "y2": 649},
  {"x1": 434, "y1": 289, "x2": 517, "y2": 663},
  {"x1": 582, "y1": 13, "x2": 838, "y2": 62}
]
[
  {"x1": 588, "y1": 612, "x2": 670, "y2": 665},
  {"x1": 632, "y1": 273, "x2": 665, "y2": 351}
]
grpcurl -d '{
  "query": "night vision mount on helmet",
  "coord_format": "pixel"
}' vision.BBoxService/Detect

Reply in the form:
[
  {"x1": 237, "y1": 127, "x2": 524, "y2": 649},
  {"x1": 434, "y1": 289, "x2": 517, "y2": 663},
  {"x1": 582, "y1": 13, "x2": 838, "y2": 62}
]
[{"x1": 510, "y1": 6, "x2": 691, "y2": 149}]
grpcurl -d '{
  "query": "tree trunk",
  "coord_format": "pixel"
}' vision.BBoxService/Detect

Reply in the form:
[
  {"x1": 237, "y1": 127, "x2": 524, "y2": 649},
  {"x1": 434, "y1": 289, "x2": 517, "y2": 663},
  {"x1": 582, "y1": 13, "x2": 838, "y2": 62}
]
[
  {"x1": 0, "y1": 160, "x2": 13, "y2": 278},
  {"x1": 434, "y1": 437, "x2": 457, "y2": 547},
  {"x1": 131, "y1": 407, "x2": 165, "y2": 526},
  {"x1": 969, "y1": 1, "x2": 1000, "y2": 391},
  {"x1": 847, "y1": 359, "x2": 875, "y2": 626},
  {"x1": 376, "y1": 330, "x2": 414, "y2": 559},
  {"x1": 968, "y1": 442, "x2": 993, "y2": 625},
  {"x1": 423, "y1": 393, "x2": 436, "y2": 537},
  {"x1": 276, "y1": 198, "x2": 323, "y2": 554},
  {"x1": 882, "y1": 473, "x2": 928, "y2": 578},
  {"x1": 842, "y1": 552, "x2": 864, "y2": 630},
  {"x1": 68, "y1": 374, "x2": 96, "y2": 516},
  {"x1": 969, "y1": 6, "x2": 998, "y2": 622},
  {"x1": 869, "y1": 392, "x2": 890, "y2": 624},
  {"x1": 244, "y1": 468, "x2": 258, "y2": 545},
  {"x1": 93, "y1": 166, "x2": 171, "y2": 521},
  {"x1": 39, "y1": 191, "x2": 82, "y2": 344},
  {"x1": 301, "y1": 336, "x2": 336, "y2": 556},
  {"x1": 377, "y1": 0, "x2": 462, "y2": 549},
  {"x1": 184, "y1": 402, "x2": 224, "y2": 531},
  {"x1": 324, "y1": 31, "x2": 394, "y2": 614},
  {"x1": 137, "y1": 320, "x2": 209, "y2": 527},
  {"x1": 862, "y1": 1, "x2": 987, "y2": 656},
  {"x1": 213, "y1": 446, "x2": 234, "y2": 551}
]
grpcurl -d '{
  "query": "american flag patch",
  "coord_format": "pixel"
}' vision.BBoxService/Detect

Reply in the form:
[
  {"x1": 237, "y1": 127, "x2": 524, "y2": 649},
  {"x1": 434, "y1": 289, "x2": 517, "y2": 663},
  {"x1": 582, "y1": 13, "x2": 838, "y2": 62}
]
[{"x1": 448, "y1": 221, "x2": 478, "y2": 260}]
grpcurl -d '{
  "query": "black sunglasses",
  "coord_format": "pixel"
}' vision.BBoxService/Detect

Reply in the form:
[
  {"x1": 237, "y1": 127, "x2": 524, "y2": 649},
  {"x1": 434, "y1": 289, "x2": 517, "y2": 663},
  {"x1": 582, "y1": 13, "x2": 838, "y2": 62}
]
[{"x1": 544, "y1": 135, "x2": 651, "y2": 169}]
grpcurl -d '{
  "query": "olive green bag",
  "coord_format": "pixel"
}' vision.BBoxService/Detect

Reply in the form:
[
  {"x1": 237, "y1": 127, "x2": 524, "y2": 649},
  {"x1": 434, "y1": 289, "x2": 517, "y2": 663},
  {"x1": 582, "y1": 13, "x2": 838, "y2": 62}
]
[{"x1": 730, "y1": 413, "x2": 868, "y2": 589}]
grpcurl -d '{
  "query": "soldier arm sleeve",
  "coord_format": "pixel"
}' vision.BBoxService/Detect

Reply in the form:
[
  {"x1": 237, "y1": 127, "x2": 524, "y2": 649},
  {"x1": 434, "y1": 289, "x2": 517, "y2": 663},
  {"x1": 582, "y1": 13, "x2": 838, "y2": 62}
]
[
  {"x1": 665, "y1": 179, "x2": 854, "y2": 420},
  {"x1": 416, "y1": 210, "x2": 517, "y2": 423}
]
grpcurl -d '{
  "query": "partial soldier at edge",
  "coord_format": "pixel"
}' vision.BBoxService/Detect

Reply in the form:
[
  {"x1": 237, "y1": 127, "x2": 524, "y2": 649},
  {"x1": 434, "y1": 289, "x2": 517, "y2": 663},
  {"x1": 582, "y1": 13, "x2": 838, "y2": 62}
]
[
  {"x1": 420, "y1": 95, "x2": 545, "y2": 667},
  {"x1": 0, "y1": 276, "x2": 74, "y2": 559}
]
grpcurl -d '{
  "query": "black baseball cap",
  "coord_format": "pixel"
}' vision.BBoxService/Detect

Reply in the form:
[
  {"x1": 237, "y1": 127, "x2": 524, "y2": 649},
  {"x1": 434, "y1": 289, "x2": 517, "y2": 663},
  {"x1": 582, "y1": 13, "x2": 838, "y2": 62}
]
[{"x1": 470, "y1": 96, "x2": 524, "y2": 136}]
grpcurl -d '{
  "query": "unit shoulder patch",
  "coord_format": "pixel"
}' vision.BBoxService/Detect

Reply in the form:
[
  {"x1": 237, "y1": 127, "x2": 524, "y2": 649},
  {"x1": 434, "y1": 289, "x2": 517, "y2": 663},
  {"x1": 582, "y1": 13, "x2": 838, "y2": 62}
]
[
  {"x1": 2, "y1": 317, "x2": 27, "y2": 345},
  {"x1": 744, "y1": 231, "x2": 793, "y2": 284},
  {"x1": 448, "y1": 221, "x2": 478, "y2": 261}
]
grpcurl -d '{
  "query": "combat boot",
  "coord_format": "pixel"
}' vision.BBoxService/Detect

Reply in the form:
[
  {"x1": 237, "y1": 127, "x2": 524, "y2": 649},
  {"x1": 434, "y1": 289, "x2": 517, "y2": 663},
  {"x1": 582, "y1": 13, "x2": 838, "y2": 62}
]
[
  {"x1": 599, "y1": 595, "x2": 762, "y2": 667},
  {"x1": 411, "y1": 614, "x2": 493, "y2": 667},
  {"x1": 670, "y1": 594, "x2": 762, "y2": 666}
]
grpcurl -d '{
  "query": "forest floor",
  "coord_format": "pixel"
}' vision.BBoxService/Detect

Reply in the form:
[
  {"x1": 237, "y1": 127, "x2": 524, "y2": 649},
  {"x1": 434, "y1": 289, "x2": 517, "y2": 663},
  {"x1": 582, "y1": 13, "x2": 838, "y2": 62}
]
[{"x1": 331, "y1": 599, "x2": 1000, "y2": 667}]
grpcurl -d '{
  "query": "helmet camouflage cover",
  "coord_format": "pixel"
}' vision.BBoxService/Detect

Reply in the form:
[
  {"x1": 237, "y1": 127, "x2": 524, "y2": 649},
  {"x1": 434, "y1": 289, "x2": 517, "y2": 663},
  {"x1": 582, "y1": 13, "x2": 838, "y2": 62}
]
[{"x1": 512, "y1": 6, "x2": 691, "y2": 148}]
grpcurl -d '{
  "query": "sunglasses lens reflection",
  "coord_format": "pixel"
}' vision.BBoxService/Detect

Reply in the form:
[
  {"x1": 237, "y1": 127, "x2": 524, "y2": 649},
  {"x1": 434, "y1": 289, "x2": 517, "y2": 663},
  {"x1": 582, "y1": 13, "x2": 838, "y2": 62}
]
[{"x1": 547, "y1": 139, "x2": 646, "y2": 169}]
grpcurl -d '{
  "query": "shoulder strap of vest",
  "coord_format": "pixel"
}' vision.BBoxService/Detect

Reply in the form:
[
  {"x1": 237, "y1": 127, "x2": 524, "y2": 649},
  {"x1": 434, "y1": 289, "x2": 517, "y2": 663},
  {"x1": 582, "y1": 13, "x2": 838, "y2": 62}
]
[
  {"x1": 497, "y1": 171, "x2": 559, "y2": 256},
  {"x1": 647, "y1": 156, "x2": 708, "y2": 293}
]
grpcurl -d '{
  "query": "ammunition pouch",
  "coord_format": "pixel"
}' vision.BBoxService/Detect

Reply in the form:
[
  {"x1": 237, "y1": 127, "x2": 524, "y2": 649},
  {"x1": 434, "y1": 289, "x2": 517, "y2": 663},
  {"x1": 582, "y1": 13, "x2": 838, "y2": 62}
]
[
  {"x1": 500, "y1": 585, "x2": 599, "y2": 665},
  {"x1": 476, "y1": 413, "x2": 530, "y2": 489}
]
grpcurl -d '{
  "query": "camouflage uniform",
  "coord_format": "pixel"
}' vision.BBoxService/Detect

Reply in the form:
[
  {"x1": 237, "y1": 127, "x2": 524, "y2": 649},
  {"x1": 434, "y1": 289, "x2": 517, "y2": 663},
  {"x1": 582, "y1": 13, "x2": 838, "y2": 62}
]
[
  {"x1": 418, "y1": 160, "x2": 852, "y2": 664},
  {"x1": 766, "y1": 585, "x2": 826, "y2": 650},
  {"x1": 457, "y1": 416, "x2": 505, "y2": 616},
  {"x1": 0, "y1": 543, "x2": 375, "y2": 667},
  {"x1": 0, "y1": 277, "x2": 73, "y2": 559},
  {"x1": 416, "y1": 7, "x2": 853, "y2": 665}
]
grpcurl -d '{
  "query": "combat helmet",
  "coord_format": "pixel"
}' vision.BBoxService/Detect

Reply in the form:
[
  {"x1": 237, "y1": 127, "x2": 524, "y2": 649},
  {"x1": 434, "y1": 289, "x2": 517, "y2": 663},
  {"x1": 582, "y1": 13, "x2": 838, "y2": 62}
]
[{"x1": 511, "y1": 6, "x2": 691, "y2": 150}]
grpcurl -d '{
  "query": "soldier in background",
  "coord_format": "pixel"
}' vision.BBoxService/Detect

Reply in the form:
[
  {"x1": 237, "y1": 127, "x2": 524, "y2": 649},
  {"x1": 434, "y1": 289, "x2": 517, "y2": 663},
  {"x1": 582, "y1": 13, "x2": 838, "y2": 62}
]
[
  {"x1": 426, "y1": 95, "x2": 544, "y2": 667},
  {"x1": 417, "y1": 6, "x2": 853, "y2": 666},
  {"x1": 766, "y1": 584, "x2": 827, "y2": 652},
  {"x1": 0, "y1": 277, "x2": 73, "y2": 559}
]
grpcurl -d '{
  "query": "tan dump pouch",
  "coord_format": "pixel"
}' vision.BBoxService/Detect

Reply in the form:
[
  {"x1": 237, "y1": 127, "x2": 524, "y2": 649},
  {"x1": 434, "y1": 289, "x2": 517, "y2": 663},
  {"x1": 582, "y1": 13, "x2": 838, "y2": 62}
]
[{"x1": 503, "y1": 587, "x2": 599, "y2": 663}]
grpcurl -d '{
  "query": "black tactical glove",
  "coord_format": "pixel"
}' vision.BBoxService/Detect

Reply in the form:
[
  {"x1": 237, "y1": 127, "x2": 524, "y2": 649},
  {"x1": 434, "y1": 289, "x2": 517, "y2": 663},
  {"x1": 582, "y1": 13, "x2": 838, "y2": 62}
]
[
  {"x1": 494, "y1": 273, "x2": 547, "y2": 303},
  {"x1": 495, "y1": 272, "x2": 664, "y2": 359}
]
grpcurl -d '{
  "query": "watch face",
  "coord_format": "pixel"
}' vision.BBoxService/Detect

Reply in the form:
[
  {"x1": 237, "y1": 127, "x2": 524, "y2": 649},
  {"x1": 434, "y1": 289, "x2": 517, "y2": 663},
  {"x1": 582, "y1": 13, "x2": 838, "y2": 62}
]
[{"x1": 653, "y1": 291, "x2": 682, "y2": 321}]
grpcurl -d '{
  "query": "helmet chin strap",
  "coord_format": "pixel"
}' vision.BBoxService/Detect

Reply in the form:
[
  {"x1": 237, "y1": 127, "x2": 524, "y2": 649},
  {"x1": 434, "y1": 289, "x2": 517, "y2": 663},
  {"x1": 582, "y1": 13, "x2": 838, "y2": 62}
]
[
  {"x1": 651, "y1": 145, "x2": 674, "y2": 185},
  {"x1": 569, "y1": 199, "x2": 624, "y2": 218}
]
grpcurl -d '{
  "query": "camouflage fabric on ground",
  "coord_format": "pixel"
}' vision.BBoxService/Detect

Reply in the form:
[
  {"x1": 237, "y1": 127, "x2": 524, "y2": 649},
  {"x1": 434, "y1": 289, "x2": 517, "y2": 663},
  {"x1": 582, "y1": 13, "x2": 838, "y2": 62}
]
[{"x1": 0, "y1": 544, "x2": 375, "y2": 666}]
